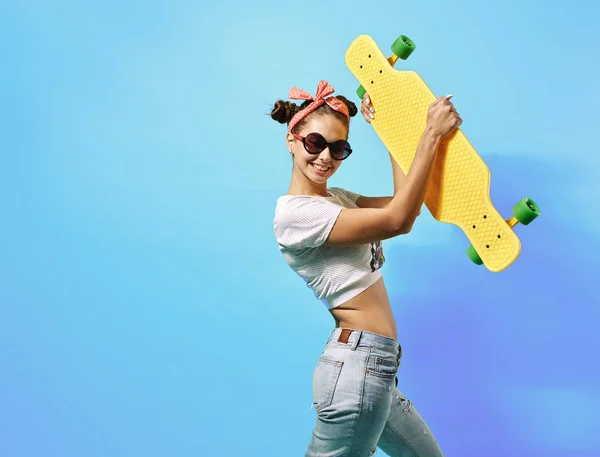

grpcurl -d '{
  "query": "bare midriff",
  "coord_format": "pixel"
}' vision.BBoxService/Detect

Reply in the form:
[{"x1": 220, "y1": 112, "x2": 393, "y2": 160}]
[{"x1": 328, "y1": 277, "x2": 398, "y2": 340}]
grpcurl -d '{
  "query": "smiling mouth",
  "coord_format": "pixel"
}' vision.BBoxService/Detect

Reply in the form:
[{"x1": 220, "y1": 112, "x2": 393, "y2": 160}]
[{"x1": 311, "y1": 163, "x2": 331, "y2": 172}]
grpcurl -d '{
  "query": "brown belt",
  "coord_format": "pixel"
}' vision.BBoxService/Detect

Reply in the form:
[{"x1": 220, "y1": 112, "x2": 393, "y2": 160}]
[
  {"x1": 337, "y1": 328, "x2": 354, "y2": 344},
  {"x1": 336, "y1": 328, "x2": 398, "y2": 387}
]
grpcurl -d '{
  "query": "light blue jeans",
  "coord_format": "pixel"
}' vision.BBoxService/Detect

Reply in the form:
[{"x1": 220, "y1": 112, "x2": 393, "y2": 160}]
[{"x1": 306, "y1": 328, "x2": 445, "y2": 457}]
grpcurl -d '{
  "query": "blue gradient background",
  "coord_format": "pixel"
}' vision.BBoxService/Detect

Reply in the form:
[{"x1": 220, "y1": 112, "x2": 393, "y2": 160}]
[{"x1": 1, "y1": 1, "x2": 599, "y2": 456}]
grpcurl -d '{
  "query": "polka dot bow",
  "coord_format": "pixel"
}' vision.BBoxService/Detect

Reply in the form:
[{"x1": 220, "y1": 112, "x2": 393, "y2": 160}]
[{"x1": 287, "y1": 80, "x2": 349, "y2": 132}]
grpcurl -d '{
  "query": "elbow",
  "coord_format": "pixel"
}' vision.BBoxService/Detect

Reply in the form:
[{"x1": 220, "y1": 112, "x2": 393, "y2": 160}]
[
  {"x1": 389, "y1": 216, "x2": 412, "y2": 236},
  {"x1": 397, "y1": 222, "x2": 413, "y2": 235},
  {"x1": 384, "y1": 204, "x2": 418, "y2": 236},
  {"x1": 402, "y1": 221, "x2": 416, "y2": 234},
  {"x1": 394, "y1": 215, "x2": 417, "y2": 236}
]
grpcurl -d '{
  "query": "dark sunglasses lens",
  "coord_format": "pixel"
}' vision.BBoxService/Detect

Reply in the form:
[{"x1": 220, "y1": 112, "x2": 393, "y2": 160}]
[
  {"x1": 331, "y1": 140, "x2": 352, "y2": 160},
  {"x1": 304, "y1": 133, "x2": 326, "y2": 153}
]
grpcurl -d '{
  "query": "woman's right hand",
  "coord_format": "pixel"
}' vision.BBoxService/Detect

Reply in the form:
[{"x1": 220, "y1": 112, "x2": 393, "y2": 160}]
[{"x1": 425, "y1": 95, "x2": 462, "y2": 138}]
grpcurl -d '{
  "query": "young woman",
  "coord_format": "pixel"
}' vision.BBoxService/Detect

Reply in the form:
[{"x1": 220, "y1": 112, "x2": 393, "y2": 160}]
[{"x1": 272, "y1": 80, "x2": 461, "y2": 457}]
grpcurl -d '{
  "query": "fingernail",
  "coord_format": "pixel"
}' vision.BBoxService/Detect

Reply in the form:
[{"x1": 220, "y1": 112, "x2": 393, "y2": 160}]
[
  {"x1": 370, "y1": 107, "x2": 375, "y2": 113},
  {"x1": 369, "y1": 113, "x2": 374, "y2": 119},
  {"x1": 446, "y1": 94, "x2": 454, "y2": 98}
]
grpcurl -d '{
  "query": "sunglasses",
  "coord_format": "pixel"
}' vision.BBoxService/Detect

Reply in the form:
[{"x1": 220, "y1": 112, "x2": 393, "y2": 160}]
[{"x1": 291, "y1": 132, "x2": 353, "y2": 160}]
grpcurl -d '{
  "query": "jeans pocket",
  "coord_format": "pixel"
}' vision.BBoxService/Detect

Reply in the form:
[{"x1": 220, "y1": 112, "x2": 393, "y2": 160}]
[
  {"x1": 367, "y1": 355, "x2": 398, "y2": 379},
  {"x1": 312, "y1": 357, "x2": 344, "y2": 411}
]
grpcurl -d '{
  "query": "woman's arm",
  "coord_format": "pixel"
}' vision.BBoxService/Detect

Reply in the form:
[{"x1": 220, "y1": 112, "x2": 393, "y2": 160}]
[
  {"x1": 326, "y1": 129, "x2": 442, "y2": 246},
  {"x1": 324, "y1": 94, "x2": 461, "y2": 247},
  {"x1": 355, "y1": 151, "x2": 407, "y2": 209},
  {"x1": 356, "y1": 196, "x2": 392, "y2": 209}
]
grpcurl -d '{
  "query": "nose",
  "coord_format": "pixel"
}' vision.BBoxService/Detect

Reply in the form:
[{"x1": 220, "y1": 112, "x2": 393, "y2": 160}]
[{"x1": 319, "y1": 147, "x2": 333, "y2": 162}]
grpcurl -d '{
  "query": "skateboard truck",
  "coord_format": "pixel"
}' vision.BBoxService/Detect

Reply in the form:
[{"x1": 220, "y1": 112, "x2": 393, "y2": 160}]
[
  {"x1": 466, "y1": 198, "x2": 540, "y2": 265},
  {"x1": 356, "y1": 35, "x2": 416, "y2": 100}
]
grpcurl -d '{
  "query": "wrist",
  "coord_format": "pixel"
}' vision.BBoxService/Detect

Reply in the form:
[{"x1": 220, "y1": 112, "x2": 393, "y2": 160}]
[
  {"x1": 423, "y1": 125, "x2": 443, "y2": 144},
  {"x1": 421, "y1": 128, "x2": 443, "y2": 154}
]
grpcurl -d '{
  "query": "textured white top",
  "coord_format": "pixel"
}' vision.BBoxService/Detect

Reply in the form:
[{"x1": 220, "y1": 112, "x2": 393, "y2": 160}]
[{"x1": 273, "y1": 187, "x2": 385, "y2": 309}]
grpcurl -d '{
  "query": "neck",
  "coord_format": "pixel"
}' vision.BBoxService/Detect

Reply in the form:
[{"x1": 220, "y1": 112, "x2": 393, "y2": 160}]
[{"x1": 288, "y1": 165, "x2": 328, "y2": 197}]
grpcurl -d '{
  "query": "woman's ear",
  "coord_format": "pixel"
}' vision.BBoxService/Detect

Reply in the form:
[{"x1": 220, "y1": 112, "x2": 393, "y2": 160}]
[{"x1": 286, "y1": 132, "x2": 295, "y2": 154}]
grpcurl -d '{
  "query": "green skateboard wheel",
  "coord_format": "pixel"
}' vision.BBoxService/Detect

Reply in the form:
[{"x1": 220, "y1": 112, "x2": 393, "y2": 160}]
[
  {"x1": 356, "y1": 85, "x2": 366, "y2": 100},
  {"x1": 467, "y1": 245, "x2": 483, "y2": 265},
  {"x1": 391, "y1": 35, "x2": 415, "y2": 60},
  {"x1": 512, "y1": 198, "x2": 540, "y2": 225}
]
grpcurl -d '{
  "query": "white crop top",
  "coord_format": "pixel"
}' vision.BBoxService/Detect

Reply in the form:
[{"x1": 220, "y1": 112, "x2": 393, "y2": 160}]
[{"x1": 273, "y1": 187, "x2": 385, "y2": 309}]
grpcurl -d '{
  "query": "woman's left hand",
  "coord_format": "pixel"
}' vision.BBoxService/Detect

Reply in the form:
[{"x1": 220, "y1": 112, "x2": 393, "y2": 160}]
[{"x1": 360, "y1": 93, "x2": 375, "y2": 123}]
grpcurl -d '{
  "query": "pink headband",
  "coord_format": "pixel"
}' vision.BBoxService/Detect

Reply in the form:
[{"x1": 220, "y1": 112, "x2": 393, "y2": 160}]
[{"x1": 287, "y1": 80, "x2": 350, "y2": 132}]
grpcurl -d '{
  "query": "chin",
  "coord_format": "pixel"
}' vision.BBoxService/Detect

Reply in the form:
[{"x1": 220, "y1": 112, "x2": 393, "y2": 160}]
[
  {"x1": 311, "y1": 177, "x2": 328, "y2": 185},
  {"x1": 311, "y1": 171, "x2": 334, "y2": 185}
]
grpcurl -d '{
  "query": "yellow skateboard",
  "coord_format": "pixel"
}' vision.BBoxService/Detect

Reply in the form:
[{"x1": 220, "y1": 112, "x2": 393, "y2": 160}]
[{"x1": 345, "y1": 34, "x2": 540, "y2": 272}]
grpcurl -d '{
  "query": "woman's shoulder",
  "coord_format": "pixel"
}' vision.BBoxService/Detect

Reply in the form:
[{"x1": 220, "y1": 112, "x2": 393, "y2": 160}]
[
  {"x1": 327, "y1": 187, "x2": 361, "y2": 205},
  {"x1": 275, "y1": 193, "x2": 336, "y2": 216},
  {"x1": 275, "y1": 187, "x2": 355, "y2": 199},
  {"x1": 274, "y1": 188, "x2": 359, "y2": 217},
  {"x1": 273, "y1": 192, "x2": 346, "y2": 250},
  {"x1": 326, "y1": 186, "x2": 349, "y2": 196}
]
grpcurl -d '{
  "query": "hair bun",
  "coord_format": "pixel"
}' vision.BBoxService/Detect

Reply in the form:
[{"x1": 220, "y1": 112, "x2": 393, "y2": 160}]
[
  {"x1": 336, "y1": 96, "x2": 358, "y2": 118},
  {"x1": 270, "y1": 100, "x2": 300, "y2": 124}
]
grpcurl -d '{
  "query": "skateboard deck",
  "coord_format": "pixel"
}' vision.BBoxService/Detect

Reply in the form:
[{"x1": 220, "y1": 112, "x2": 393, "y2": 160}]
[{"x1": 345, "y1": 35, "x2": 527, "y2": 272}]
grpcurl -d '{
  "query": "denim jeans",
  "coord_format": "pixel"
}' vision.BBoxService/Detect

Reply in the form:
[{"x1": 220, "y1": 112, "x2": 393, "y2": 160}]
[{"x1": 306, "y1": 328, "x2": 444, "y2": 457}]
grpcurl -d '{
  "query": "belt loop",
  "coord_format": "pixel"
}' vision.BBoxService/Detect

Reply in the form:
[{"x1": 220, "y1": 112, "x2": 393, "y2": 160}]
[
  {"x1": 326, "y1": 328, "x2": 336, "y2": 346},
  {"x1": 349, "y1": 330, "x2": 362, "y2": 351}
]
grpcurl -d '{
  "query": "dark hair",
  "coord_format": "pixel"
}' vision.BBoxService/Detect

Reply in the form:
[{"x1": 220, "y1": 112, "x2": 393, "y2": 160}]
[{"x1": 270, "y1": 96, "x2": 358, "y2": 133}]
